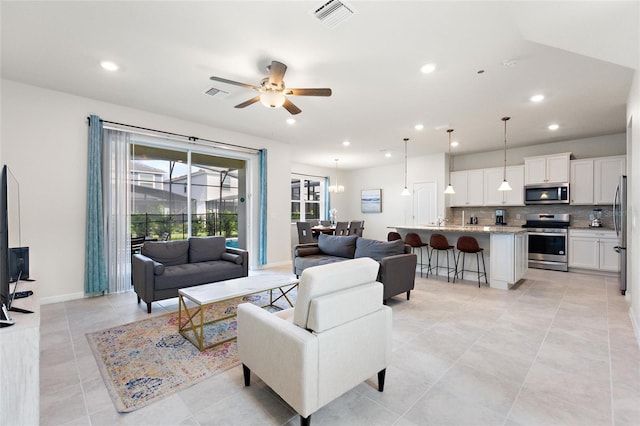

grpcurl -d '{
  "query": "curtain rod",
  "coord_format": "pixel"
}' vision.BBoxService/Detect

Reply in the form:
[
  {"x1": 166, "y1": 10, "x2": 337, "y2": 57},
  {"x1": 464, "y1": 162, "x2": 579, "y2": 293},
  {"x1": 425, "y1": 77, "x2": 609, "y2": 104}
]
[{"x1": 87, "y1": 117, "x2": 260, "y2": 154}]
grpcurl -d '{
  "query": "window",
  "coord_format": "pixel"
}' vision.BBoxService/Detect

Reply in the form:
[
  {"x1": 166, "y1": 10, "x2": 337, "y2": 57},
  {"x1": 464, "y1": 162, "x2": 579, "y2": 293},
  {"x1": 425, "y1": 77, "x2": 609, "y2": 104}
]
[
  {"x1": 291, "y1": 174, "x2": 325, "y2": 222},
  {"x1": 130, "y1": 145, "x2": 244, "y2": 242}
]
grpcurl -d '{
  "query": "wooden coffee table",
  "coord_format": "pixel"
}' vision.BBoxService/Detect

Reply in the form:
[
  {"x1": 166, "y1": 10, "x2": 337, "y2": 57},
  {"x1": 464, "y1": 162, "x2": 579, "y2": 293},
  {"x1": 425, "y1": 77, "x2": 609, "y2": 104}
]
[{"x1": 178, "y1": 274, "x2": 298, "y2": 351}]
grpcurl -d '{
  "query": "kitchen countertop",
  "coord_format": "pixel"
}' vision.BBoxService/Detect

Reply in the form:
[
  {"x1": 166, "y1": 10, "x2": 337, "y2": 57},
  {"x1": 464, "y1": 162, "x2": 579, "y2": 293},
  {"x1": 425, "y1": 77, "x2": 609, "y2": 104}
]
[
  {"x1": 390, "y1": 225, "x2": 528, "y2": 234},
  {"x1": 569, "y1": 226, "x2": 615, "y2": 231}
]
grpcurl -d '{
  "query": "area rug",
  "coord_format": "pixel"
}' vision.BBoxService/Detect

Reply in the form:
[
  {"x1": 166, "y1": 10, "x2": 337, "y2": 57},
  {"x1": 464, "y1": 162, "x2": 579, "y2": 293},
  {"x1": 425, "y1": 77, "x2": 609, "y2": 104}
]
[{"x1": 86, "y1": 290, "x2": 293, "y2": 412}]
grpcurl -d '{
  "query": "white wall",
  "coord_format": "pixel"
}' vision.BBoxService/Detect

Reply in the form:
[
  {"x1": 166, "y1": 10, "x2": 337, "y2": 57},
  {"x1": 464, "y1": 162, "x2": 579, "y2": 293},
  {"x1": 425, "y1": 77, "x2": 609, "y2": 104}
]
[
  {"x1": 0, "y1": 80, "x2": 293, "y2": 303},
  {"x1": 334, "y1": 153, "x2": 447, "y2": 242}
]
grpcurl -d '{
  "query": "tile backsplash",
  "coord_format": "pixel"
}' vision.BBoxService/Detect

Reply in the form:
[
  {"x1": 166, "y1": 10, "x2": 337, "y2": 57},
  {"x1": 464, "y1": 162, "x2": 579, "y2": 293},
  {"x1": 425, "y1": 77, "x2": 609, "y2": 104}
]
[{"x1": 448, "y1": 204, "x2": 614, "y2": 228}]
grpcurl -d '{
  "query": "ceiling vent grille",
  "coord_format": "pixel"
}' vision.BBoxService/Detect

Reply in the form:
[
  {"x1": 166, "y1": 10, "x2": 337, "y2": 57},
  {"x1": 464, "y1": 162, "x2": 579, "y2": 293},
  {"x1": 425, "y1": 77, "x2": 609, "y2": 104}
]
[
  {"x1": 205, "y1": 87, "x2": 229, "y2": 98},
  {"x1": 312, "y1": 0, "x2": 356, "y2": 28}
]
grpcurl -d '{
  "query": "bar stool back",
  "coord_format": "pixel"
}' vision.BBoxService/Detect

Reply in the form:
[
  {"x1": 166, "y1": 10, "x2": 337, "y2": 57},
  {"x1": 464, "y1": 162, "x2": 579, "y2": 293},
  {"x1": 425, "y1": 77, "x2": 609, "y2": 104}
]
[
  {"x1": 455, "y1": 236, "x2": 488, "y2": 287},
  {"x1": 404, "y1": 232, "x2": 428, "y2": 277},
  {"x1": 428, "y1": 234, "x2": 456, "y2": 282},
  {"x1": 387, "y1": 232, "x2": 402, "y2": 241}
]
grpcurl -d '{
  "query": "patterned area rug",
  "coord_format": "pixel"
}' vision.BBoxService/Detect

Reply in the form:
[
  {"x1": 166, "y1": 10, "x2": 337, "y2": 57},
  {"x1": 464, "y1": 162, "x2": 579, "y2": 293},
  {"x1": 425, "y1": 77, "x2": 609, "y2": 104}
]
[{"x1": 86, "y1": 290, "x2": 294, "y2": 412}]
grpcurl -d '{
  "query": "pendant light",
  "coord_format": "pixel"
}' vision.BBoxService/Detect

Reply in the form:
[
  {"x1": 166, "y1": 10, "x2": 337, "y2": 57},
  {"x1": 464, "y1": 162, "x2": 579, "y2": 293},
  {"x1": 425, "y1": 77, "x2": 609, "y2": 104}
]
[
  {"x1": 498, "y1": 116, "x2": 512, "y2": 191},
  {"x1": 401, "y1": 138, "x2": 411, "y2": 196},
  {"x1": 328, "y1": 158, "x2": 344, "y2": 193},
  {"x1": 444, "y1": 129, "x2": 455, "y2": 194}
]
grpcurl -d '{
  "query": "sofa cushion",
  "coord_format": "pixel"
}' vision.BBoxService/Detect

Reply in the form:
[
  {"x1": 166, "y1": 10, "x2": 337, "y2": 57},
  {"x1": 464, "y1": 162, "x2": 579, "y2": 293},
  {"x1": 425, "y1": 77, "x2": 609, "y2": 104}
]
[
  {"x1": 294, "y1": 254, "x2": 350, "y2": 273},
  {"x1": 142, "y1": 240, "x2": 189, "y2": 266},
  {"x1": 317, "y1": 234, "x2": 357, "y2": 259},
  {"x1": 154, "y1": 261, "x2": 244, "y2": 291},
  {"x1": 189, "y1": 236, "x2": 226, "y2": 262},
  {"x1": 355, "y1": 238, "x2": 405, "y2": 262}
]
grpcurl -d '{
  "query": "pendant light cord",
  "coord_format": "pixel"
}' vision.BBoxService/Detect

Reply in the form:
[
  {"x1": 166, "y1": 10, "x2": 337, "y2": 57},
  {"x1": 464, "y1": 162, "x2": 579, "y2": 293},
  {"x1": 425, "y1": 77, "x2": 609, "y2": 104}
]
[
  {"x1": 447, "y1": 129, "x2": 454, "y2": 184},
  {"x1": 404, "y1": 138, "x2": 409, "y2": 188},
  {"x1": 502, "y1": 117, "x2": 510, "y2": 181}
]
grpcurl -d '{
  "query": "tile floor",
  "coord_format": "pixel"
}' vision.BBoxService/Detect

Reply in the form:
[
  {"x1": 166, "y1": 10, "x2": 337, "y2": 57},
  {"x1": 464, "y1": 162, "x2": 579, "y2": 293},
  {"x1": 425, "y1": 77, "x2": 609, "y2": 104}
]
[{"x1": 40, "y1": 268, "x2": 640, "y2": 426}]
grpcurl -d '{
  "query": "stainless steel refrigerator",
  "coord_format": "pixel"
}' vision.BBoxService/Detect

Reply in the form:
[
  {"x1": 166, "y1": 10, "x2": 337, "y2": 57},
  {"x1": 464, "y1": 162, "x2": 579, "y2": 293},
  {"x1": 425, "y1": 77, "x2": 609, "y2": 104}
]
[{"x1": 614, "y1": 175, "x2": 627, "y2": 295}]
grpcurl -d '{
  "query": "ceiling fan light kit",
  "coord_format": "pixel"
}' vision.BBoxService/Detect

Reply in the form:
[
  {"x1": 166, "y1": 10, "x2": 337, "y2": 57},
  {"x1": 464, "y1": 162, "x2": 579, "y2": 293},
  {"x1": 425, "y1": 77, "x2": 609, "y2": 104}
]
[{"x1": 209, "y1": 60, "x2": 331, "y2": 115}]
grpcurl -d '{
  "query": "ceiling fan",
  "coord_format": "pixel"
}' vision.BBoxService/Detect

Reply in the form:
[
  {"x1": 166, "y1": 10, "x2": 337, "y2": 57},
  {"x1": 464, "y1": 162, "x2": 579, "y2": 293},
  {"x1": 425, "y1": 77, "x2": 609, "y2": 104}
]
[{"x1": 209, "y1": 60, "x2": 332, "y2": 115}]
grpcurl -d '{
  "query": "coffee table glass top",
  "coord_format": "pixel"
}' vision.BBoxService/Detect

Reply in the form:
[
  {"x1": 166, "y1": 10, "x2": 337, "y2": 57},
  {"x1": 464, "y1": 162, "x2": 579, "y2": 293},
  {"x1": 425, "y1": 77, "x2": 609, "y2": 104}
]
[{"x1": 178, "y1": 273, "x2": 299, "y2": 305}]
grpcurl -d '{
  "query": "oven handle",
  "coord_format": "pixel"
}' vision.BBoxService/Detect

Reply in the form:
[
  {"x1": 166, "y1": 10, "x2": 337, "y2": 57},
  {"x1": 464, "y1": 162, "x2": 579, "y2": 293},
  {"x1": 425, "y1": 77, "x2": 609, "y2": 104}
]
[{"x1": 527, "y1": 232, "x2": 567, "y2": 237}]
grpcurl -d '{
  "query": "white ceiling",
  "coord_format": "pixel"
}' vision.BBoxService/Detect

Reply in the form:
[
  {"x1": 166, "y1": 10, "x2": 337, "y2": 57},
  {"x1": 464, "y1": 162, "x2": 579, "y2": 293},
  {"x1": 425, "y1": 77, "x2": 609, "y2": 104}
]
[{"x1": 1, "y1": 1, "x2": 637, "y2": 170}]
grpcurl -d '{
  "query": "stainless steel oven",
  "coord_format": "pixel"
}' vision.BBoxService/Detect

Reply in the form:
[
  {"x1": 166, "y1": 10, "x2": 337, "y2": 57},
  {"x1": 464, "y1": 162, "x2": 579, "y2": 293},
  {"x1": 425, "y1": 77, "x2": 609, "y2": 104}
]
[{"x1": 523, "y1": 214, "x2": 570, "y2": 272}]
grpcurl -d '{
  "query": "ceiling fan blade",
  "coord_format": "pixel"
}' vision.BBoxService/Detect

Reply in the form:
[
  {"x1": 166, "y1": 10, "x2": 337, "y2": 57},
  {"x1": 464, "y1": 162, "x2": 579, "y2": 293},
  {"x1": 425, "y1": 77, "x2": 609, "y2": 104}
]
[
  {"x1": 282, "y1": 98, "x2": 302, "y2": 115},
  {"x1": 210, "y1": 76, "x2": 260, "y2": 91},
  {"x1": 268, "y1": 61, "x2": 287, "y2": 87},
  {"x1": 285, "y1": 88, "x2": 332, "y2": 97},
  {"x1": 234, "y1": 96, "x2": 261, "y2": 108}
]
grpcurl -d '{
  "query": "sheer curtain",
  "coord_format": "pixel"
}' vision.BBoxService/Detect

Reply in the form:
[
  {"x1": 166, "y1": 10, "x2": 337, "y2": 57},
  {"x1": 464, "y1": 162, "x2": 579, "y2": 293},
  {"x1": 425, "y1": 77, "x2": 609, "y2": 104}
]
[{"x1": 103, "y1": 129, "x2": 132, "y2": 293}]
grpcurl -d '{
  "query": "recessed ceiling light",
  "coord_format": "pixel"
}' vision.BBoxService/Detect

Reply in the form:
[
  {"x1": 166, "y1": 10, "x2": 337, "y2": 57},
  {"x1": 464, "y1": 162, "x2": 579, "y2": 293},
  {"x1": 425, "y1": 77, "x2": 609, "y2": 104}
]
[
  {"x1": 415, "y1": 124, "x2": 424, "y2": 131},
  {"x1": 530, "y1": 94, "x2": 545, "y2": 103},
  {"x1": 420, "y1": 63, "x2": 436, "y2": 74},
  {"x1": 548, "y1": 123, "x2": 560, "y2": 131},
  {"x1": 100, "y1": 61, "x2": 119, "y2": 71},
  {"x1": 385, "y1": 152, "x2": 392, "y2": 158},
  {"x1": 342, "y1": 140, "x2": 350, "y2": 146},
  {"x1": 451, "y1": 141, "x2": 459, "y2": 147},
  {"x1": 286, "y1": 118, "x2": 296, "y2": 125}
]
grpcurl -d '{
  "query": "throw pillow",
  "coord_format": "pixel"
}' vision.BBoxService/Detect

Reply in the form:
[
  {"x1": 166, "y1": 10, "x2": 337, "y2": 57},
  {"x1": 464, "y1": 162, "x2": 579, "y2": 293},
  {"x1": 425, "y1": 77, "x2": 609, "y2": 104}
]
[
  {"x1": 141, "y1": 240, "x2": 189, "y2": 266},
  {"x1": 354, "y1": 238, "x2": 405, "y2": 262},
  {"x1": 317, "y1": 234, "x2": 357, "y2": 258},
  {"x1": 221, "y1": 252, "x2": 243, "y2": 264},
  {"x1": 189, "y1": 236, "x2": 227, "y2": 262}
]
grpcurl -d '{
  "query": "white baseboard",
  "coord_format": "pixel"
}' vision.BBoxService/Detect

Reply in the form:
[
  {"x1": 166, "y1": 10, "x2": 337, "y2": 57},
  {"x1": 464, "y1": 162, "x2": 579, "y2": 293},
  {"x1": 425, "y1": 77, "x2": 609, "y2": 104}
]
[
  {"x1": 255, "y1": 260, "x2": 292, "y2": 269},
  {"x1": 40, "y1": 292, "x2": 85, "y2": 305}
]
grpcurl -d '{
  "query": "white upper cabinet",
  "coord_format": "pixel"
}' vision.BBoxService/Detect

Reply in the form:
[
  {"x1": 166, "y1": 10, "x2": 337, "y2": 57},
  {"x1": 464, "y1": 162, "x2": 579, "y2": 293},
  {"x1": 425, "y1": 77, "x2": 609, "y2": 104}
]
[
  {"x1": 524, "y1": 153, "x2": 571, "y2": 184},
  {"x1": 570, "y1": 159, "x2": 595, "y2": 205},
  {"x1": 594, "y1": 156, "x2": 626, "y2": 205},
  {"x1": 450, "y1": 169, "x2": 484, "y2": 207},
  {"x1": 483, "y1": 166, "x2": 524, "y2": 206},
  {"x1": 570, "y1": 155, "x2": 625, "y2": 205}
]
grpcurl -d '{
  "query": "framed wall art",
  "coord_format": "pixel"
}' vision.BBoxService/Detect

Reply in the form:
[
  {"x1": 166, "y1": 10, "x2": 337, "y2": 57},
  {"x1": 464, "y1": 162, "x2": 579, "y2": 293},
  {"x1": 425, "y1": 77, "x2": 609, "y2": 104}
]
[{"x1": 361, "y1": 189, "x2": 382, "y2": 213}]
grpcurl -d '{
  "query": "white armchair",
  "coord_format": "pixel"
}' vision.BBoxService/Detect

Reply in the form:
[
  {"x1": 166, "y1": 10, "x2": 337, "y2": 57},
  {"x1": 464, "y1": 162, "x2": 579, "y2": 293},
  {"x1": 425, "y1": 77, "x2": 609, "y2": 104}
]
[{"x1": 237, "y1": 257, "x2": 392, "y2": 426}]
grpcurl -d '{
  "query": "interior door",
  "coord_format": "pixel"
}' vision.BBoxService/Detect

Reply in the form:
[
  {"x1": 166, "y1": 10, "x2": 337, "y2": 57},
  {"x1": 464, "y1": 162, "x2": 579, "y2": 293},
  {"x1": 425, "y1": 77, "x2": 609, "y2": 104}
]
[{"x1": 413, "y1": 181, "x2": 437, "y2": 225}]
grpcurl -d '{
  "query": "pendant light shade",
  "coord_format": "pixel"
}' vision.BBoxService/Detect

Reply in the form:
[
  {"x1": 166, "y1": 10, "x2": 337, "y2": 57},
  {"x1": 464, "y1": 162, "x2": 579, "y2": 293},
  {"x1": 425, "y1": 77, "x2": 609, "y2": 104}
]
[
  {"x1": 444, "y1": 129, "x2": 455, "y2": 194},
  {"x1": 328, "y1": 158, "x2": 344, "y2": 193},
  {"x1": 498, "y1": 117, "x2": 512, "y2": 191},
  {"x1": 401, "y1": 137, "x2": 410, "y2": 196}
]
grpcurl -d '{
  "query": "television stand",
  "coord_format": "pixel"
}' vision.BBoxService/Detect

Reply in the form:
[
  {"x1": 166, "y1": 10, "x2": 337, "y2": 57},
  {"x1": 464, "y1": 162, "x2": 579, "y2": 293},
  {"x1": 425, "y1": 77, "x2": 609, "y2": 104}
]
[{"x1": 9, "y1": 306, "x2": 33, "y2": 314}]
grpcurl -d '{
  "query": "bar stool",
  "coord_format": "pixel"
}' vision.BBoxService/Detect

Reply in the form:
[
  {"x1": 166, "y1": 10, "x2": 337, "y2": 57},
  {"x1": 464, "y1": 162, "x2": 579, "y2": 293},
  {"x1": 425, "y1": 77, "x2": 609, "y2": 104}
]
[
  {"x1": 427, "y1": 234, "x2": 457, "y2": 282},
  {"x1": 387, "y1": 231, "x2": 402, "y2": 242},
  {"x1": 404, "y1": 232, "x2": 429, "y2": 277},
  {"x1": 455, "y1": 236, "x2": 488, "y2": 287}
]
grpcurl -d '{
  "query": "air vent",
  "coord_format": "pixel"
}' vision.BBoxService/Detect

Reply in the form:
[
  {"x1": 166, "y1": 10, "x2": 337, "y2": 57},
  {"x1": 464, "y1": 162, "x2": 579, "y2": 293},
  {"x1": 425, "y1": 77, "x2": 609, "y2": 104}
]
[
  {"x1": 312, "y1": 0, "x2": 356, "y2": 28},
  {"x1": 204, "y1": 87, "x2": 229, "y2": 98}
]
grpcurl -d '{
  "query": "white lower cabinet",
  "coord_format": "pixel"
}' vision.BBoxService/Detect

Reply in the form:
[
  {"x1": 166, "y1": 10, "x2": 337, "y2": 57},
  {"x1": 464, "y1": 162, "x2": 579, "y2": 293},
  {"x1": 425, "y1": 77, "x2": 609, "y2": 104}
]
[{"x1": 568, "y1": 229, "x2": 619, "y2": 272}]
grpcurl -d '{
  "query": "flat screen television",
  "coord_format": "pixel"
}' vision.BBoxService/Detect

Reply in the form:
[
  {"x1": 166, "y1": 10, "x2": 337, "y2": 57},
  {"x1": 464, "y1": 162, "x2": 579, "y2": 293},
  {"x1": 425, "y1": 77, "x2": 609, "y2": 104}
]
[{"x1": 1, "y1": 165, "x2": 26, "y2": 319}]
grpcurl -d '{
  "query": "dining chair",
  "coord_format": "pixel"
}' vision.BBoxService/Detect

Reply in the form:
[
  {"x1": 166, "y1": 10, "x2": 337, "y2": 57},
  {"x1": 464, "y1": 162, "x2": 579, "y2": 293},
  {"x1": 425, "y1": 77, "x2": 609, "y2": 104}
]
[
  {"x1": 296, "y1": 222, "x2": 316, "y2": 244},
  {"x1": 348, "y1": 221, "x2": 363, "y2": 236},
  {"x1": 334, "y1": 221, "x2": 349, "y2": 236},
  {"x1": 320, "y1": 220, "x2": 331, "y2": 226}
]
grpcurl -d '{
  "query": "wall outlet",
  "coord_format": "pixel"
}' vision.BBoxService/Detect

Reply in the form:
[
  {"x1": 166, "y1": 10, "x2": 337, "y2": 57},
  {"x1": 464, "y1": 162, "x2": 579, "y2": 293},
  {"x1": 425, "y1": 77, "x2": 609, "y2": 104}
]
[{"x1": 516, "y1": 214, "x2": 521, "y2": 220}]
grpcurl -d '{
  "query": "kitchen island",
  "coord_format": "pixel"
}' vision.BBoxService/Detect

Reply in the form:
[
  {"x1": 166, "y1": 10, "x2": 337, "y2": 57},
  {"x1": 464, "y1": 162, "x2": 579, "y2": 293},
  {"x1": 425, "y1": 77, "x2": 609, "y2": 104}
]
[{"x1": 391, "y1": 225, "x2": 528, "y2": 290}]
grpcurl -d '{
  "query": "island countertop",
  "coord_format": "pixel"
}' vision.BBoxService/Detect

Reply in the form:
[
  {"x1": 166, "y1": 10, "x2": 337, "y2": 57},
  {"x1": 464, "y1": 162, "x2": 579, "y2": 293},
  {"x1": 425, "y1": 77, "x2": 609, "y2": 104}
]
[{"x1": 390, "y1": 225, "x2": 528, "y2": 234}]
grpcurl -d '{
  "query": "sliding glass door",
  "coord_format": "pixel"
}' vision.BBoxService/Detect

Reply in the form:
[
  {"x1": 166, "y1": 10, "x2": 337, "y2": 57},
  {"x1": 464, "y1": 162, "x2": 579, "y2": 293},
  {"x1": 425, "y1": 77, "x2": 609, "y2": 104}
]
[{"x1": 130, "y1": 144, "x2": 246, "y2": 246}]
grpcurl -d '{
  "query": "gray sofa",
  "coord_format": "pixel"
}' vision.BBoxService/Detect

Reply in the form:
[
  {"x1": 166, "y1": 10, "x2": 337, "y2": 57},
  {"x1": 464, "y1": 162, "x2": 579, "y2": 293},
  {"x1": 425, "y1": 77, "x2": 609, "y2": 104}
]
[
  {"x1": 132, "y1": 236, "x2": 248, "y2": 313},
  {"x1": 293, "y1": 234, "x2": 417, "y2": 303}
]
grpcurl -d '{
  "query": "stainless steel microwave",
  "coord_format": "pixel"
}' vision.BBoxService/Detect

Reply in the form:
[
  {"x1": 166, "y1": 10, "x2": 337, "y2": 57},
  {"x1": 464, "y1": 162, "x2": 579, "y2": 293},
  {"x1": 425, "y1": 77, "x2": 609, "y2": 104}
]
[{"x1": 524, "y1": 183, "x2": 569, "y2": 205}]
